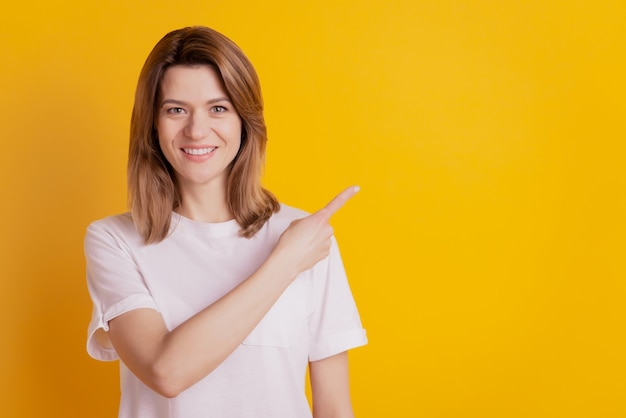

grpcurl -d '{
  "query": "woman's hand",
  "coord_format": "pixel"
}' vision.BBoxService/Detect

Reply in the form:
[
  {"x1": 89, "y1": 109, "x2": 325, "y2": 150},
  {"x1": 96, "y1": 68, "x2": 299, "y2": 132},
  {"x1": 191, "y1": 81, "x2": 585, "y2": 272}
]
[{"x1": 273, "y1": 186, "x2": 360, "y2": 277}]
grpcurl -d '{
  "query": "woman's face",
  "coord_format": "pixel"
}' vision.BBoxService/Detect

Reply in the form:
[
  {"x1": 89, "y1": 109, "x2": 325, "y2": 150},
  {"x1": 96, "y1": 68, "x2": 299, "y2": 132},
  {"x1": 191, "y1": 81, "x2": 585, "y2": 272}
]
[{"x1": 157, "y1": 65, "x2": 242, "y2": 193}]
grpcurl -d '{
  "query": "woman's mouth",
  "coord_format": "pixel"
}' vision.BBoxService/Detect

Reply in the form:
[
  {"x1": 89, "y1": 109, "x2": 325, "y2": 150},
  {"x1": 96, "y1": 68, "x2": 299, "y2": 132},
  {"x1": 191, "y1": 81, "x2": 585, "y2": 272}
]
[{"x1": 182, "y1": 147, "x2": 216, "y2": 155}]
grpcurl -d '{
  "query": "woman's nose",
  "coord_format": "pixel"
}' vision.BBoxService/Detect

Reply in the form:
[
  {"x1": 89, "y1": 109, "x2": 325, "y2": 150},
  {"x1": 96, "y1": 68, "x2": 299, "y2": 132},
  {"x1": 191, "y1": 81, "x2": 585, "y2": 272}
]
[{"x1": 184, "y1": 113, "x2": 211, "y2": 140}]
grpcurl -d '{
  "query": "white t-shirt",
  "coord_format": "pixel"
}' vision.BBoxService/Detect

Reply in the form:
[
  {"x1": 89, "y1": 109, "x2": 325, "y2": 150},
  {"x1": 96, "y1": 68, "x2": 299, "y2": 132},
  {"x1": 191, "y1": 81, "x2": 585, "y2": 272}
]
[{"x1": 85, "y1": 204, "x2": 367, "y2": 418}]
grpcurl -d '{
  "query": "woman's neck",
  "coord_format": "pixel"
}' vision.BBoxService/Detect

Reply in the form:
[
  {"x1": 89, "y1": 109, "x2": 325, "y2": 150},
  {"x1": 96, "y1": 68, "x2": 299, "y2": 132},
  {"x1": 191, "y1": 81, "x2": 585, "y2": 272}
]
[{"x1": 176, "y1": 181, "x2": 233, "y2": 223}]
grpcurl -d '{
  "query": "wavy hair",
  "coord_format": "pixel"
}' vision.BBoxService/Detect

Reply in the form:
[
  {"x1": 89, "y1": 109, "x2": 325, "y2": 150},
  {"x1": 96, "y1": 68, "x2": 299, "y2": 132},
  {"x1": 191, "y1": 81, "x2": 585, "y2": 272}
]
[{"x1": 128, "y1": 26, "x2": 279, "y2": 243}]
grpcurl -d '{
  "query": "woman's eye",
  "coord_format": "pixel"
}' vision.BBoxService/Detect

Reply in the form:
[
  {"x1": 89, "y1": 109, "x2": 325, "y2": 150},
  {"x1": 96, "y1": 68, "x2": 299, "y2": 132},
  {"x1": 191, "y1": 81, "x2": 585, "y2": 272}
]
[
  {"x1": 212, "y1": 105, "x2": 227, "y2": 113},
  {"x1": 167, "y1": 107, "x2": 185, "y2": 114}
]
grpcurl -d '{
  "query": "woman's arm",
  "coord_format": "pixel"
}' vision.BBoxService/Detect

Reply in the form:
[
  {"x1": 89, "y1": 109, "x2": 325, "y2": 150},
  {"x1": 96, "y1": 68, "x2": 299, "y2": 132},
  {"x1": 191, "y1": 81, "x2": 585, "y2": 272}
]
[
  {"x1": 310, "y1": 352, "x2": 355, "y2": 418},
  {"x1": 102, "y1": 187, "x2": 359, "y2": 398}
]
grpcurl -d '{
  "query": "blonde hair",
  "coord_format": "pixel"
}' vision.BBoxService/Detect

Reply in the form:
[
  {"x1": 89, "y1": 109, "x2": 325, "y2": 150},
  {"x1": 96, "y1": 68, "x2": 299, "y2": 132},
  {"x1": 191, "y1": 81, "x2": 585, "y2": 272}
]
[{"x1": 128, "y1": 26, "x2": 279, "y2": 243}]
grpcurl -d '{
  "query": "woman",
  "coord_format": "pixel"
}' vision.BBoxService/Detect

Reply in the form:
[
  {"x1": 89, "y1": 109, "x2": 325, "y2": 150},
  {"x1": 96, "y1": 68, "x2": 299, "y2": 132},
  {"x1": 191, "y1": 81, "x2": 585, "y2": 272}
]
[{"x1": 85, "y1": 26, "x2": 367, "y2": 418}]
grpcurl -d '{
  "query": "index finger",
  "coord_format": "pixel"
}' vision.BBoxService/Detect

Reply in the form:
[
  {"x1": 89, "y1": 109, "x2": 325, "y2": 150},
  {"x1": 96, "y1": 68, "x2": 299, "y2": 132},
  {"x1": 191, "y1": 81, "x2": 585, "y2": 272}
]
[{"x1": 316, "y1": 186, "x2": 360, "y2": 219}]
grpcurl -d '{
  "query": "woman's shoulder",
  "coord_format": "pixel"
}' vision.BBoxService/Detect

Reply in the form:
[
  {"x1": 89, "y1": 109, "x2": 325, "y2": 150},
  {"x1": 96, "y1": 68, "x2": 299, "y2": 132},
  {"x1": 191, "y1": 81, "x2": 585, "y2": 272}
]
[
  {"x1": 85, "y1": 212, "x2": 139, "y2": 242},
  {"x1": 276, "y1": 203, "x2": 310, "y2": 220},
  {"x1": 263, "y1": 203, "x2": 310, "y2": 232},
  {"x1": 88, "y1": 212, "x2": 133, "y2": 229}
]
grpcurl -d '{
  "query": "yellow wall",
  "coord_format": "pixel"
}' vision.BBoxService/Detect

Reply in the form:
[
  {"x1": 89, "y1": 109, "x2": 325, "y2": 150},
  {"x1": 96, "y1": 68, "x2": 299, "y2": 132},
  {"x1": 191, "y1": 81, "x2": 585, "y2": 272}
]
[{"x1": 2, "y1": 1, "x2": 625, "y2": 416}]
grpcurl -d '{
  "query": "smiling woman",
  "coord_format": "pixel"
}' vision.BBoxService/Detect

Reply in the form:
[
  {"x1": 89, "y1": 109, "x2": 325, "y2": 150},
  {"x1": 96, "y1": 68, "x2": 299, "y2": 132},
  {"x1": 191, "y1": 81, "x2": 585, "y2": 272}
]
[{"x1": 84, "y1": 26, "x2": 366, "y2": 418}]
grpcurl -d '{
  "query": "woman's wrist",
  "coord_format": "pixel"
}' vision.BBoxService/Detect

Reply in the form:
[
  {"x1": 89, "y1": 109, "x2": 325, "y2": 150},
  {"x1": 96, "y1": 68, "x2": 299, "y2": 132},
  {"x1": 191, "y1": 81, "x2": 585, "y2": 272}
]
[{"x1": 265, "y1": 246, "x2": 300, "y2": 286}]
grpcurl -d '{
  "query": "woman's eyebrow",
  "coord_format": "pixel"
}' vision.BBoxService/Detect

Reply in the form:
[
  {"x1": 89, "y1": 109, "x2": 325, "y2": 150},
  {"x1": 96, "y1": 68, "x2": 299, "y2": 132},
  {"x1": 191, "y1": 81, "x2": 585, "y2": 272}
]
[
  {"x1": 160, "y1": 99, "x2": 186, "y2": 107},
  {"x1": 160, "y1": 97, "x2": 232, "y2": 107}
]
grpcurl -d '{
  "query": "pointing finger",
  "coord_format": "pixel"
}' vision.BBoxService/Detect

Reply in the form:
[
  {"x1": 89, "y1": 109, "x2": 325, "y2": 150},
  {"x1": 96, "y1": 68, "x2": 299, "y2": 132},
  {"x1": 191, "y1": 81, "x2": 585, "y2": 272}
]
[{"x1": 316, "y1": 186, "x2": 360, "y2": 219}]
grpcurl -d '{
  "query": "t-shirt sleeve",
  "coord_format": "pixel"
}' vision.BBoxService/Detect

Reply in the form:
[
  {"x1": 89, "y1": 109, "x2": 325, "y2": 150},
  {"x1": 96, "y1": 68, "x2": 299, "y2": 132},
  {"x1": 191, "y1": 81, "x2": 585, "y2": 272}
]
[
  {"x1": 308, "y1": 237, "x2": 367, "y2": 362},
  {"x1": 84, "y1": 219, "x2": 159, "y2": 361}
]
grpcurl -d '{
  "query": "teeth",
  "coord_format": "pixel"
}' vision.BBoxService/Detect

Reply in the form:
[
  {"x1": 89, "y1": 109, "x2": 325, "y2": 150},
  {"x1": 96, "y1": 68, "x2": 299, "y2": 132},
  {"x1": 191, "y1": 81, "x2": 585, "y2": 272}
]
[{"x1": 183, "y1": 147, "x2": 215, "y2": 155}]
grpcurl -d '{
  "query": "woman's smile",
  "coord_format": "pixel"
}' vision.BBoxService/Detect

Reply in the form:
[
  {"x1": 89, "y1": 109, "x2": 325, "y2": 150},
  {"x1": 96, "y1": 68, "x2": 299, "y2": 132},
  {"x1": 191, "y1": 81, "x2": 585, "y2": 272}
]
[{"x1": 182, "y1": 147, "x2": 217, "y2": 156}]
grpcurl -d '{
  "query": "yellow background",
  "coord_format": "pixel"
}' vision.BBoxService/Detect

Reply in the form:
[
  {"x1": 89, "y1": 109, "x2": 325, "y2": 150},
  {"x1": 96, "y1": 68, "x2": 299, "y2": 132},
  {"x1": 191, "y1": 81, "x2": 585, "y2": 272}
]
[{"x1": 2, "y1": 1, "x2": 625, "y2": 417}]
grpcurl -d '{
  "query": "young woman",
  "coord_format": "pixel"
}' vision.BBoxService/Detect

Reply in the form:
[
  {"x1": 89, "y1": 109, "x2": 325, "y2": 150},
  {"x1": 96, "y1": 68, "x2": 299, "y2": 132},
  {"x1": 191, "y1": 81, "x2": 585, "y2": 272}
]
[{"x1": 85, "y1": 26, "x2": 367, "y2": 418}]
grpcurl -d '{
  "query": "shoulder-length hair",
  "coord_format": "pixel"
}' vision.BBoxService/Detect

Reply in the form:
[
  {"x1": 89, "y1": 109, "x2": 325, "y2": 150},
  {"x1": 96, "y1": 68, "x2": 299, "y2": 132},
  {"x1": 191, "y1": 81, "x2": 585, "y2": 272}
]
[{"x1": 128, "y1": 26, "x2": 279, "y2": 244}]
